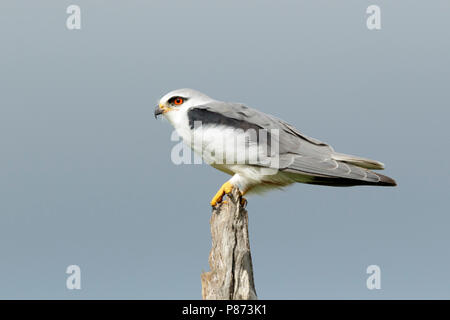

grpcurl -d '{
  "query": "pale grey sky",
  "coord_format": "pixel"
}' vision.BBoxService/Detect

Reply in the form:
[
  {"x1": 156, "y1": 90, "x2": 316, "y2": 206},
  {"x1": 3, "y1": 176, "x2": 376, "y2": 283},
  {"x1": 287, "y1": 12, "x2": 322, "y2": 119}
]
[{"x1": 0, "y1": 0, "x2": 449, "y2": 299}]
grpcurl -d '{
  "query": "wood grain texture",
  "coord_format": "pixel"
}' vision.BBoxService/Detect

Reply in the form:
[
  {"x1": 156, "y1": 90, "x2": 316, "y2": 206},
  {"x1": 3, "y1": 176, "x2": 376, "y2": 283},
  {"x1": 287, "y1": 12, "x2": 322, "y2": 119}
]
[{"x1": 201, "y1": 187, "x2": 257, "y2": 300}]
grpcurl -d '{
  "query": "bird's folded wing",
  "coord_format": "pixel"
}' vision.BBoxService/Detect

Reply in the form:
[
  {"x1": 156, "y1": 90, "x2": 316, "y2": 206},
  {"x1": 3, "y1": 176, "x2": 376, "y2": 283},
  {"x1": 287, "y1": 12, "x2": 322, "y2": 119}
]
[
  {"x1": 280, "y1": 154, "x2": 381, "y2": 183},
  {"x1": 193, "y1": 102, "x2": 385, "y2": 181}
]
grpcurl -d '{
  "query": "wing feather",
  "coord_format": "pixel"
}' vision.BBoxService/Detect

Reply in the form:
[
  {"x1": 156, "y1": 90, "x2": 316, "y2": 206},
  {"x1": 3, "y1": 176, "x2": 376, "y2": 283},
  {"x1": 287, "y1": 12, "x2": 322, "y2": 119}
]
[{"x1": 190, "y1": 102, "x2": 395, "y2": 186}]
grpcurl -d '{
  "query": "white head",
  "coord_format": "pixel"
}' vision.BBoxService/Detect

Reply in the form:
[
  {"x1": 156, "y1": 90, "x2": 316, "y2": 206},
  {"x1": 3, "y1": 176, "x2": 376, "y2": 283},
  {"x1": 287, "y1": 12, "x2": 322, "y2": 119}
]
[{"x1": 154, "y1": 89, "x2": 214, "y2": 122}]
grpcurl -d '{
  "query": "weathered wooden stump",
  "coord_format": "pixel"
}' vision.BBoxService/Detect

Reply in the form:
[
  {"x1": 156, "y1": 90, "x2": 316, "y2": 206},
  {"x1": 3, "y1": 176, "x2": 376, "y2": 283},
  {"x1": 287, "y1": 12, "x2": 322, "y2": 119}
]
[{"x1": 201, "y1": 187, "x2": 257, "y2": 300}]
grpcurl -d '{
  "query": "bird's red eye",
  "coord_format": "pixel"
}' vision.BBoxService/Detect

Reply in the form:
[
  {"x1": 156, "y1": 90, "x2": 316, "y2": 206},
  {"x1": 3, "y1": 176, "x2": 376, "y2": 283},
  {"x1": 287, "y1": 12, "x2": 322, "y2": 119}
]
[{"x1": 174, "y1": 97, "x2": 184, "y2": 105}]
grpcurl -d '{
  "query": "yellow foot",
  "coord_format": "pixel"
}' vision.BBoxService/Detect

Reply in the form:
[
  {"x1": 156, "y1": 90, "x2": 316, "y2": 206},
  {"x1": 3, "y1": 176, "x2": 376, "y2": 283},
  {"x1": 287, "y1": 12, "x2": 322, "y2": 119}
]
[{"x1": 210, "y1": 181, "x2": 234, "y2": 207}]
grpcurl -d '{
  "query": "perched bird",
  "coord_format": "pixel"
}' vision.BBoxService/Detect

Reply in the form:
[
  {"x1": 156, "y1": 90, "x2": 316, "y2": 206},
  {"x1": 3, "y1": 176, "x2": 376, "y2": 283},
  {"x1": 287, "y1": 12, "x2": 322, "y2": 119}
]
[{"x1": 155, "y1": 88, "x2": 396, "y2": 206}]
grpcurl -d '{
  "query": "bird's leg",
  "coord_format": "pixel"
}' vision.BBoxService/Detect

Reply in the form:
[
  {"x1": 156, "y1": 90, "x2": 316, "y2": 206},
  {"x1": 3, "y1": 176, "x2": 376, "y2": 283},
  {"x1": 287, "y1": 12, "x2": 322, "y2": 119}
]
[
  {"x1": 210, "y1": 181, "x2": 249, "y2": 207},
  {"x1": 210, "y1": 181, "x2": 234, "y2": 207}
]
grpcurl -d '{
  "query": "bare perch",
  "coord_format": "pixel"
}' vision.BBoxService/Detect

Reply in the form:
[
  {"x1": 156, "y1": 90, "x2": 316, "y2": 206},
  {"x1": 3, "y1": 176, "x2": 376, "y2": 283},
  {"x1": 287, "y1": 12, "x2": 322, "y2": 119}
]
[{"x1": 201, "y1": 187, "x2": 257, "y2": 300}]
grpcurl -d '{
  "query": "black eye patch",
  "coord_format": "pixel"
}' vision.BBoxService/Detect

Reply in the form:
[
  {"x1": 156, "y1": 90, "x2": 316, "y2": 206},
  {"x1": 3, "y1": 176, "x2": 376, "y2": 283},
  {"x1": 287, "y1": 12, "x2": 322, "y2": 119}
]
[{"x1": 168, "y1": 96, "x2": 188, "y2": 105}]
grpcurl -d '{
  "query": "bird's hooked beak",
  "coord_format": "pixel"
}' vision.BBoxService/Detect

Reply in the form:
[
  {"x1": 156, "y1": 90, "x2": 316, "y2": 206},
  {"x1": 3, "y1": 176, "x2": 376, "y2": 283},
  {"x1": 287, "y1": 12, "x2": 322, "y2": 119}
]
[{"x1": 154, "y1": 103, "x2": 169, "y2": 119}]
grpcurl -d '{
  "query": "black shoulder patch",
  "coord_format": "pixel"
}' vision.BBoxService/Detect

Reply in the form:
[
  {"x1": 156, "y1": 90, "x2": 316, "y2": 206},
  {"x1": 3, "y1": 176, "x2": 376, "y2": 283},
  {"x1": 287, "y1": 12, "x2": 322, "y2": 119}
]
[{"x1": 187, "y1": 108, "x2": 262, "y2": 131}]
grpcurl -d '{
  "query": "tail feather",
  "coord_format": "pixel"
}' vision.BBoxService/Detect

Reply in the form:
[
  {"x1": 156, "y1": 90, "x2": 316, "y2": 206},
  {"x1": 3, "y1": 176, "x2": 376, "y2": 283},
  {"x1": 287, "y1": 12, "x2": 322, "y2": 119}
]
[
  {"x1": 282, "y1": 153, "x2": 396, "y2": 187},
  {"x1": 331, "y1": 152, "x2": 385, "y2": 170},
  {"x1": 286, "y1": 163, "x2": 397, "y2": 187},
  {"x1": 289, "y1": 171, "x2": 397, "y2": 187}
]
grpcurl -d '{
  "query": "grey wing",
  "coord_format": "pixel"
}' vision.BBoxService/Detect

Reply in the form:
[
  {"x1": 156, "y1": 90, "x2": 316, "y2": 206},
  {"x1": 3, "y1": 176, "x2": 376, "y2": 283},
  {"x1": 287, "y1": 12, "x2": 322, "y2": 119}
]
[
  {"x1": 279, "y1": 154, "x2": 392, "y2": 186},
  {"x1": 193, "y1": 102, "x2": 395, "y2": 186},
  {"x1": 192, "y1": 101, "x2": 334, "y2": 155}
]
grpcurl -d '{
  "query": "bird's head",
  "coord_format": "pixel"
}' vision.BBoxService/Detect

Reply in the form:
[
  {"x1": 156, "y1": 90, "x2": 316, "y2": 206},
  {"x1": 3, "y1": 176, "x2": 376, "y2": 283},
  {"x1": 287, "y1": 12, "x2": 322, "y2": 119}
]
[{"x1": 154, "y1": 88, "x2": 213, "y2": 122}]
